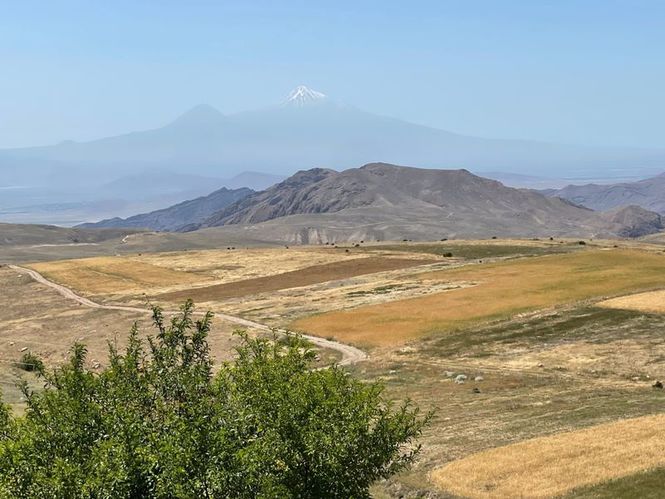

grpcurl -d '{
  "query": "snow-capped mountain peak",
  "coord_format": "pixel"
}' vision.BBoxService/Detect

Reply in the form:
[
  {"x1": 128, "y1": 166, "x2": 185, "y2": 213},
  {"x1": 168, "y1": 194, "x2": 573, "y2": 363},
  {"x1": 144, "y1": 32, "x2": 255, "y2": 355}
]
[{"x1": 284, "y1": 85, "x2": 327, "y2": 106}]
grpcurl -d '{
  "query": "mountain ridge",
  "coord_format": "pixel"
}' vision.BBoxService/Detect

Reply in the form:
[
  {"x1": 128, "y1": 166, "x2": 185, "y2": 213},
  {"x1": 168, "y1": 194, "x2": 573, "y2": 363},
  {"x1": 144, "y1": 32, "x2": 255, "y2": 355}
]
[
  {"x1": 544, "y1": 173, "x2": 665, "y2": 214},
  {"x1": 3, "y1": 86, "x2": 665, "y2": 189},
  {"x1": 172, "y1": 163, "x2": 661, "y2": 240},
  {"x1": 79, "y1": 163, "x2": 664, "y2": 241},
  {"x1": 78, "y1": 186, "x2": 253, "y2": 231}
]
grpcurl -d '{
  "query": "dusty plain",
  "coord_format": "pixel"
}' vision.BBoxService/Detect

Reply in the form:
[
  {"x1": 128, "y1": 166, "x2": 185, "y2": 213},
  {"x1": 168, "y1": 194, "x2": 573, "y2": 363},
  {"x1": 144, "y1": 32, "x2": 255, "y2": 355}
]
[{"x1": 2, "y1": 237, "x2": 665, "y2": 497}]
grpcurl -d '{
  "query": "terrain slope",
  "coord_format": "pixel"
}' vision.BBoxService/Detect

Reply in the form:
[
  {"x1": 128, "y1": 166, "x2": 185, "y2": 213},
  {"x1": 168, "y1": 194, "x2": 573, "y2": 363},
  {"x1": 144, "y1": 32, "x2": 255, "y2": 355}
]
[
  {"x1": 0, "y1": 223, "x2": 138, "y2": 247},
  {"x1": 544, "y1": 172, "x2": 665, "y2": 213},
  {"x1": 79, "y1": 186, "x2": 253, "y2": 231},
  {"x1": 188, "y1": 163, "x2": 662, "y2": 240}
]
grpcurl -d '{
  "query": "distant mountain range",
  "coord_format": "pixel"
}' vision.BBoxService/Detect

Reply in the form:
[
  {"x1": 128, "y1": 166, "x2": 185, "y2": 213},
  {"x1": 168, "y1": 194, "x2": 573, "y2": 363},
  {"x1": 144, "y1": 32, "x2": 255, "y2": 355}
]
[
  {"x1": 98, "y1": 170, "x2": 278, "y2": 198},
  {"x1": 4, "y1": 84, "x2": 665, "y2": 225},
  {"x1": 79, "y1": 186, "x2": 253, "y2": 231},
  {"x1": 3, "y1": 85, "x2": 664, "y2": 183},
  {"x1": 543, "y1": 173, "x2": 665, "y2": 214},
  {"x1": 82, "y1": 163, "x2": 663, "y2": 241},
  {"x1": 0, "y1": 170, "x2": 281, "y2": 226}
]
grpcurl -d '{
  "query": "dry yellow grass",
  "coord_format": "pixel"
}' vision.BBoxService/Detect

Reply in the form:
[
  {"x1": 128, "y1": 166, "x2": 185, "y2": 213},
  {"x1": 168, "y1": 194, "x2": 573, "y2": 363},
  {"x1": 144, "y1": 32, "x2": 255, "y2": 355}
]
[
  {"x1": 29, "y1": 257, "x2": 205, "y2": 295},
  {"x1": 136, "y1": 247, "x2": 371, "y2": 281},
  {"x1": 157, "y1": 257, "x2": 434, "y2": 303},
  {"x1": 430, "y1": 414, "x2": 665, "y2": 498},
  {"x1": 292, "y1": 249, "x2": 665, "y2": 347},
  {"x1": 598, "y1": 289, "x2": 665, "y2": 314},
  {"x1": 29, "y1": 248, "x2": 397, "y2": 296},
  {"x1": 0, "y1": 265, "x2": 264, "y2": 408}
]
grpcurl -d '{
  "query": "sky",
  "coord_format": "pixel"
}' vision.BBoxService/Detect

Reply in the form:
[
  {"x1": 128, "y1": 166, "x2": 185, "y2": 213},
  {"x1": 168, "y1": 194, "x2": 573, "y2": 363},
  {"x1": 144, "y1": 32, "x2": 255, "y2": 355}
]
[{"x1": 1, "y1": 0, "x2": 664, "y2": 149}]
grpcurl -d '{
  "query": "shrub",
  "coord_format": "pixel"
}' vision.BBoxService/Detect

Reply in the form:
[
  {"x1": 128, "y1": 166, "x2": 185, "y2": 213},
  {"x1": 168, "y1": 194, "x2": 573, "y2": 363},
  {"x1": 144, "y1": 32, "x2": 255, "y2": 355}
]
[
  {"x1": 18, "y1": 351, "x2": 43, "y2": 373},
  {"x1": 0, "y1": 301, "x2": 431, "y2": 498}
]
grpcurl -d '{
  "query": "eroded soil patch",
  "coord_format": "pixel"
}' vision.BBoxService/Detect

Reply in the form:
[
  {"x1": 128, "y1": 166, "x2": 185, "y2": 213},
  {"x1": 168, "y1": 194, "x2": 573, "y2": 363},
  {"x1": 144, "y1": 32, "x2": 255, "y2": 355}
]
[{"x1": 156, "y1": 257, "x2": 435, "y2": 303}]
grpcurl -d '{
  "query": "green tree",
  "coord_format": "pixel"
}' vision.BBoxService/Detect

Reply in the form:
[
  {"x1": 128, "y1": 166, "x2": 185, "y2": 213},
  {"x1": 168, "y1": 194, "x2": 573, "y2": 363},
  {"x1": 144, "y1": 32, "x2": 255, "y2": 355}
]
[{"x1": 0, "y1": 301, "x2": 431, "y2": 498}]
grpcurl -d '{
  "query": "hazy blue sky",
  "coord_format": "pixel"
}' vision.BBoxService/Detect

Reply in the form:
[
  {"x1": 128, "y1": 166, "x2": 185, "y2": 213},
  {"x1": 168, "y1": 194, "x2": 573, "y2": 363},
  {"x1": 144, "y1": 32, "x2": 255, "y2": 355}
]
[{"x1": 2, "y1": 0, "x2": 664, "y2": 148}]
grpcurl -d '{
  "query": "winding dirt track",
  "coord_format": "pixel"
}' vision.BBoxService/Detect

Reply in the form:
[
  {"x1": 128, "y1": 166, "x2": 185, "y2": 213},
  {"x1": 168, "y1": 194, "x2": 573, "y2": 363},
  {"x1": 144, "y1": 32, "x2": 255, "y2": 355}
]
[{"x1": 9, "y1": 265, "x2": 368, "y2": 367}]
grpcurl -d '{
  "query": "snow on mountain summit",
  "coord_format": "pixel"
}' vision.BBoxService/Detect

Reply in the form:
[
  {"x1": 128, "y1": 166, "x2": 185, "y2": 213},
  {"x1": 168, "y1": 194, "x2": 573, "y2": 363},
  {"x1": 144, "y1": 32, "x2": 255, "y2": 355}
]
[{"x1": 284, "y1": 85, "x2": 327, "y2": 106}]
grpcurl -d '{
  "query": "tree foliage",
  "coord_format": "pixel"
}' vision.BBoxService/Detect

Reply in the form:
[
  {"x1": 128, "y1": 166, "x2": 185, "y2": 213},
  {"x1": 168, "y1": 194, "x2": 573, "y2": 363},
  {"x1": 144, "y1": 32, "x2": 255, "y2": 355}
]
[{"x1": 0, "y1": 301, "x2": 430, "y2": 498}]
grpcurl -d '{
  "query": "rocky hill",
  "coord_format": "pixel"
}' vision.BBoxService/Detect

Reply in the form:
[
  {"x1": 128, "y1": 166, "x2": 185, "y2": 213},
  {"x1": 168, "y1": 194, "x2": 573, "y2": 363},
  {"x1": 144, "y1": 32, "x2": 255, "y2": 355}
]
[
  {"x1": 183, "y1": 163, "x2": 661, "y2": 240},
  {"x1": 80, "y1": 186, "x2": 253, "y2": 231},
  {"x1": 600, "y1": 205, "x2": 663, "y2": 238}
]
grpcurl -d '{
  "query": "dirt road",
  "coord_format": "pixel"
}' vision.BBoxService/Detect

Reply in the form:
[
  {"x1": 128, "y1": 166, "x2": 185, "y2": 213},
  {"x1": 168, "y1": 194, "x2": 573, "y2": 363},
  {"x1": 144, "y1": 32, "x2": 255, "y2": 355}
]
[{"x1": 9, "y1": 265, "x2": 367, "y2": 366}]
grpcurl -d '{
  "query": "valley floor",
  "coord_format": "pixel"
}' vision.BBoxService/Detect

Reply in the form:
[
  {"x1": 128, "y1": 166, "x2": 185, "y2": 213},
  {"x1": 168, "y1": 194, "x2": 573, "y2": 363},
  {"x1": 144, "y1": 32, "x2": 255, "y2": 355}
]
[{"x1": 2, "y1": 237, "x2": 665, "y2": 496}]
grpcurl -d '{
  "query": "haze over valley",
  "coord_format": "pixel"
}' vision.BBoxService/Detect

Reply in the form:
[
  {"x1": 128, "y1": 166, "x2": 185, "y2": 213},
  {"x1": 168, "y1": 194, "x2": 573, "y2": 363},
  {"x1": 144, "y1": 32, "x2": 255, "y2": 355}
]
[
  {"x1": 4, "y1": 3, "x2": 665, "y2": 497},
  {"x1": 3, "y1": 85, "x2": 665, "y2": 226}
]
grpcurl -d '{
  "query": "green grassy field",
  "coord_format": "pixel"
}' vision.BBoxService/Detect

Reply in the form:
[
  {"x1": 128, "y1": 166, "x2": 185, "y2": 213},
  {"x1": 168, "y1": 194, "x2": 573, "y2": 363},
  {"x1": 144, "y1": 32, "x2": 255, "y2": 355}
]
[{"x1": 367, "y1": 241, "x2": 578, "y2": 260}]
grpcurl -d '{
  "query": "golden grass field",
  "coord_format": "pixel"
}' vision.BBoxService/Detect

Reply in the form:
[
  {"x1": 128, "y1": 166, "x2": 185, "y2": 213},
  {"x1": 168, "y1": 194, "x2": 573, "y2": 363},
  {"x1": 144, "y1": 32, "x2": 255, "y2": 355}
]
[
  {"x1": 135, "y1": 247, "x2": 372, "y2": 279},
  {"x1": 27, "y1": 247, "x2": 429, "y2": 298},
  {"x1": 598, "y1": 289, "x2": 665, "y2": 314},
  {"x1": 430, "y1": 414, "x2": 665, "y2": 498},
  {"x1": 157, "y1": 256, "x2": 435, "y2": 303},
  {"x1": 7, "y1": 240, "x2": 665, "y2": 497},
  {"x1": 293, "y1": 249, "x2": 665, "y2": 347},
  {"x1": 28, "y1": 256, "x2": 205, "y2": 295}
]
